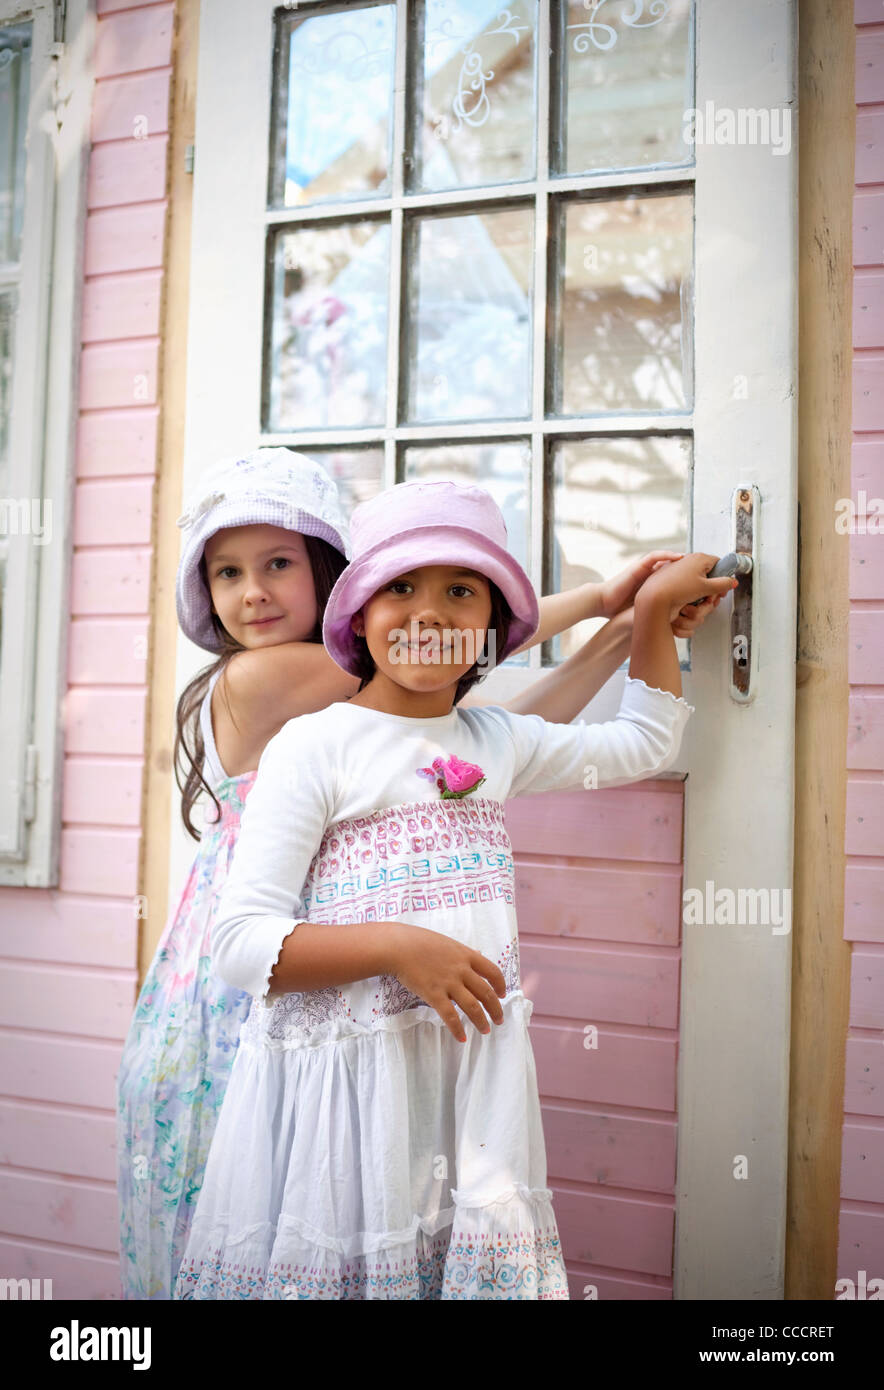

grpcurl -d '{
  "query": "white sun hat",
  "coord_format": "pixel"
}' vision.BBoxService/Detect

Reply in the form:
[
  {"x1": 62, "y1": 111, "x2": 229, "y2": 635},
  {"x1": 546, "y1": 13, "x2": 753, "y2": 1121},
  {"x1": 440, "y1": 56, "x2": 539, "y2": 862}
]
[{"x1": 175, "y1": 447, "x2": 351, "y2": 653}]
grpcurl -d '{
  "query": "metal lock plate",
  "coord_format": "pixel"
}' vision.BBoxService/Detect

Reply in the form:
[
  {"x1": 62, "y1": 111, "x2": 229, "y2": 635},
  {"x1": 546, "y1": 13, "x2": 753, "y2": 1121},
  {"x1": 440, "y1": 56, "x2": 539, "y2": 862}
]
[{"x1": 730, "y1": 486, "x2": 758, "y2": 701}]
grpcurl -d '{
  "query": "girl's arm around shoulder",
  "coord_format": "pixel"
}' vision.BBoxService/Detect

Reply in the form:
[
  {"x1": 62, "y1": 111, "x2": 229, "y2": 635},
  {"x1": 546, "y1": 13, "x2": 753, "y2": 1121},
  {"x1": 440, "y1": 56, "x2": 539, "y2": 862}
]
[{"x1": 477, "y1": 675, "x2": 695, "y2": 800}]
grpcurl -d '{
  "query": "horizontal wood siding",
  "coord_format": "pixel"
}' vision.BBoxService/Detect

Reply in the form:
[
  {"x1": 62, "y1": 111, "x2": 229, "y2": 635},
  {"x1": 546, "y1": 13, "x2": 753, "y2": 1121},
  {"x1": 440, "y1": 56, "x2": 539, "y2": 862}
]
[
  {"x1": 0, "y1": 0, "x2": 173, "y2": 1297},
  {"x1": 506, "y1": 778, "x2": 684, "y2": 1299},
  {"x1": 837, "y1": 1, "x2": 884, "y2": 1287}
]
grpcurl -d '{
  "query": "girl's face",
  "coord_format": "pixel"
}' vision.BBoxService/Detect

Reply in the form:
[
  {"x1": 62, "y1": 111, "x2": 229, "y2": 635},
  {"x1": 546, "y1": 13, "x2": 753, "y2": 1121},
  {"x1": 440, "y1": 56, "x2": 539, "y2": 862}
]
[
  {"x1": 351, "y1": 564, "x2": 493, "y2": 699},
  {"x1": 204, "y1": 524, "x2": 318, "y2": 647}
]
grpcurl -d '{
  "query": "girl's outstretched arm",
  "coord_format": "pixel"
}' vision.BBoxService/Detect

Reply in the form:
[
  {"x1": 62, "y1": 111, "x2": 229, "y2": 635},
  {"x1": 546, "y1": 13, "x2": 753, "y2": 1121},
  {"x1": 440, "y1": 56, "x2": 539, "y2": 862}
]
[
  {"x1": 465, "y1": 608, "x2": 633, "y2": 723},
  {"x1": 464, "y1": 593, "x2": 722, "y2": 724},
  {"x1": 509, "y1": 550, "x2": 685, "y2": 653}
]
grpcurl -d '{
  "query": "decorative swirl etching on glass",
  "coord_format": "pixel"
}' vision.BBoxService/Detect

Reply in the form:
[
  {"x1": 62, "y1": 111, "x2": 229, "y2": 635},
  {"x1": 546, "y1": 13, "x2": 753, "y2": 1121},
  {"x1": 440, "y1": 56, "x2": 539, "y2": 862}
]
[
  {"x1": 566, "y1": 0, "x2": 670, "y2": 54},
  {"x1": 447, "y1": 9, "x2": 530, "y2": 134},
  {"x1": 287, "y1": 27, "x2": 391, "y2": 82}
]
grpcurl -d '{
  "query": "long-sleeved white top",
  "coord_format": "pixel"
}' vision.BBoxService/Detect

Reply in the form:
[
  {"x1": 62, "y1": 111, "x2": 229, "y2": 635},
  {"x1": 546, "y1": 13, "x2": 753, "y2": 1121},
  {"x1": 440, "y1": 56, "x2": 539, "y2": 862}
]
[{"x1": 211, "y1": 676, "x2": 694, "y2": 1006}]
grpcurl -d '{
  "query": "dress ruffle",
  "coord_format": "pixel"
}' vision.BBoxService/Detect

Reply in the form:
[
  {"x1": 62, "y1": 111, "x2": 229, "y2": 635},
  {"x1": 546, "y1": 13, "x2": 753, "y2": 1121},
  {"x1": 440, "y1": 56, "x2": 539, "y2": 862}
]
[
  {"x1": 175, "y1": 1188, "x2": 567, "y2": 1300},
  {"x1": 172, "y1": 992, "x2": 569, "y2": 1300}
]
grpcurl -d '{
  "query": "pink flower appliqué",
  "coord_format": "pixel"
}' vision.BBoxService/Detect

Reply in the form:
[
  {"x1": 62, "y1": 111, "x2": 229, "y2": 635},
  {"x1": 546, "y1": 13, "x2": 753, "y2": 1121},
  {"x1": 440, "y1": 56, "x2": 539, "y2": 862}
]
[{"x1": 416, "y1": 753, "x2": 486, "y2": 800}]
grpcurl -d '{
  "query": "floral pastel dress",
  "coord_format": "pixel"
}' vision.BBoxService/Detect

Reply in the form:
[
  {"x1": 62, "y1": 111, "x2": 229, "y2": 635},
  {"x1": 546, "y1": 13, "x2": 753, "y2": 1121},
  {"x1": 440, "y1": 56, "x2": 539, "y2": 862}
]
[{"x1": 116, "y1": 670, "x2": 257, "y2": 1300}]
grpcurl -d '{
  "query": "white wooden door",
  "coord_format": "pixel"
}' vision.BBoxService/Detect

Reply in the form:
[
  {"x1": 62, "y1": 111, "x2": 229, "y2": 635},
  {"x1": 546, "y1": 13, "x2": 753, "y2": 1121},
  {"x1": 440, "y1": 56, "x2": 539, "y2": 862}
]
[{"x1": 175, "y1": 0, "x2": 797, "y2": 1299}]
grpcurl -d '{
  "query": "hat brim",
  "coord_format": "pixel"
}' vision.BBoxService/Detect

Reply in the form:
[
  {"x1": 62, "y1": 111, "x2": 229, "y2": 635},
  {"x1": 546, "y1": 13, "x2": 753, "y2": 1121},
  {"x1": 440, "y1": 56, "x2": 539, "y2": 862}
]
[{"x1": 322, "y1": 524, "x2": 540, "y2": 675}]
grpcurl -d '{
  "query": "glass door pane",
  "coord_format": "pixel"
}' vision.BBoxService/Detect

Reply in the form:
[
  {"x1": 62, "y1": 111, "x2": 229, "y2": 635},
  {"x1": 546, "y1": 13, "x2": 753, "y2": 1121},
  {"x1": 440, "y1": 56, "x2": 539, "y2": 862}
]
[
  {"x1": 0, "y1": 22, "x2": 31, "y2": 263},
  {"x1": 547, "y1": 433, "x2": 692, "y2": 663},
  {"x1": 298, "y1": 446, "x2": 386, "y2": 514},
  {"x1": 264, "y1": 219, "x2": 391, "y2": 430},
  {"x1": 551, "y1": 190, "x2": 694, "y2": 416},
  {"x1": 268, "y1": 3, "x2": 396, "y2": 208},
  {"x1": 553, "y1": 0, "x2": 694, "y2": 176},
  {"x1": 407, "y1": 0, "x2": 538, "y2": 193},
  {"x1": 402, "y1": 205, "x2": 534, "y2": 423}
]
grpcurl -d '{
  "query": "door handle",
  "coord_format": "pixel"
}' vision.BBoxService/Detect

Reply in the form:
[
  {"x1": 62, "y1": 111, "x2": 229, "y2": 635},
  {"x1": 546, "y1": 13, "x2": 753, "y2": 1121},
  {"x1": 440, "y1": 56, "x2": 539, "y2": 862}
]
[
  {"x1": 688, "y1": 549, "x2": 754, "y2": 603},
  {"x1": 723, "y1": 486, "x2": 757, "y2": 702},
  {"x1": 688, "y1": 487, "x2": 757, "y2": 700}
]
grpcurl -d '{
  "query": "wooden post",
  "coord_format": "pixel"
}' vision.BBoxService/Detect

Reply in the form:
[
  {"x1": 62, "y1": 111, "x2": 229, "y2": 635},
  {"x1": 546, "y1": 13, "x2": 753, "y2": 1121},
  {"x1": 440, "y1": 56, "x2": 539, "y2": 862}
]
[
  {"x1": 139, "y1": 0, "x2": 201, "y2": 982},
  {"x1": 787, "y1": 0, "x2": 854, "y2": 1299}
]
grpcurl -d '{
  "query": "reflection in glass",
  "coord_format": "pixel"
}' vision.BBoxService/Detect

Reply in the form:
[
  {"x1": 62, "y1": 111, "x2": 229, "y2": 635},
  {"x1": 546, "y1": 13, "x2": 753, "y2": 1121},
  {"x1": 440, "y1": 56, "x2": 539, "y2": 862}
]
[
  {"x1": 297, "y1": 447, "x2": 385, "y2": 520},
  {"x1": 404, "y1": 207, "x2": 533, "y2": 423},
  {"x1": 554, "y1": 192, "x2": 693, "y2": 416},
  {"x1": 402, "y1": 440, "x2": 531, "y2": 665},
  {"x1": 265, "y1": 221, "x2": 390, "y2": 431},
  {"x1": 556, "y1": 0, "x2": 694, "y2": 176},
  {"x1": 408, "y1": 0, "x2": 537, "y2": 193},
  {"x1": 547, "y1": 434, "x2": 691, "y2": 665},
  {"x1": 0, "y1": 23, "x2": 32, "y2": 264},
  {"x1": 269, "y1": 4, "x2": 395, "y2": 208}
]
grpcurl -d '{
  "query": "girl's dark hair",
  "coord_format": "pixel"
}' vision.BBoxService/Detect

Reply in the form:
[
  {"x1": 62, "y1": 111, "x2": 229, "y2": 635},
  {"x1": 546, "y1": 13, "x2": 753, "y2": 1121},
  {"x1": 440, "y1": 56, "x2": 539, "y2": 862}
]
[
  {"x1": 351, "y1": 579, "x2": 513, "y2": 706},
  {"x1": 174, "y1": 532, "x2": 349, "y2": 841}
]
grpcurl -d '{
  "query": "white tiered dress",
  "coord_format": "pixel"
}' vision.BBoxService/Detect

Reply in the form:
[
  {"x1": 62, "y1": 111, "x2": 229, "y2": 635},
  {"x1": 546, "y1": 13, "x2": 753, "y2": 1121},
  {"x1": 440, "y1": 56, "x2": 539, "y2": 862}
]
[{"x1": 173, "y1": 677, "x2": 694, "y2": 1300}]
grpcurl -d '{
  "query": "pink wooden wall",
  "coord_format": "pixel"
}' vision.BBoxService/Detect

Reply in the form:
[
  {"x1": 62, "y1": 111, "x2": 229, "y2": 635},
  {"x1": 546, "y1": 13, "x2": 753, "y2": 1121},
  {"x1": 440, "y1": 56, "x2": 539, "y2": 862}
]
[
  {"x1": 507, "y1": 778, "x2": 684, "y2": 1299},
  {"x1": 0, "y1": 0, "x2": 173, "y2": 1298},
  {"x1": 839, "y1": 0, "x2": 884, "y2": 1287}
]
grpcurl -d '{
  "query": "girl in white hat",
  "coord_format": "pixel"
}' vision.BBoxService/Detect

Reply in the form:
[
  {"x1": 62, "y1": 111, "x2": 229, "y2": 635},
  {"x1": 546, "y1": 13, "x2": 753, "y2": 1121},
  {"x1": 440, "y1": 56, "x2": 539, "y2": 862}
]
[
  {"x1": 116, "y1": 448, "x2": 355, "y2": 1299},
  {"x1": 171, "y1": 478, "x2": 734, "y2": 1301}
]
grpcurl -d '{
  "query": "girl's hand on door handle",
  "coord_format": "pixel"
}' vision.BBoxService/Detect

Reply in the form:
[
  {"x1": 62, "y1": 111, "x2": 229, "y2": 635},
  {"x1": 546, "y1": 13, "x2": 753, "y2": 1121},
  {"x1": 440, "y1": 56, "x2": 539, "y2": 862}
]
[
  {"x1": 598, "y1": 550, "x2": 686, "y2": 619},
  {"x1": 635, "y1": 552, "x2": 739, "y2": 617},
  {"x1": 669, "y1": 591, "x2": 723, "y2": 638}
]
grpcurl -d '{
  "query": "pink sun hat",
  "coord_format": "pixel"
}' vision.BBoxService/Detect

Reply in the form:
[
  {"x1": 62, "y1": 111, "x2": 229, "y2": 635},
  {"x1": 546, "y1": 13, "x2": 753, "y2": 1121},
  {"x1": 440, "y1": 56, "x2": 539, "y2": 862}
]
[{"x1": 322, "y1": 480, "x2": 540, "y2": 675}]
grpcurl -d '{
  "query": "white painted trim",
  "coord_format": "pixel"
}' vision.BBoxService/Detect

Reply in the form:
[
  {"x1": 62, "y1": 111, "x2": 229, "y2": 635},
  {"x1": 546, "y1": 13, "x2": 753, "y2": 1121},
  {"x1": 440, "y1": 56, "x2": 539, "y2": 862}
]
[
  {"x1": 0, "y1": 0, "x2": 94, "y2": 883},
  {"x1": 168, "y1": 0, "x2": 283, "y2": 902},
  {"x1": 0, "y1": 1, "x2": 56, "y2": 859}
]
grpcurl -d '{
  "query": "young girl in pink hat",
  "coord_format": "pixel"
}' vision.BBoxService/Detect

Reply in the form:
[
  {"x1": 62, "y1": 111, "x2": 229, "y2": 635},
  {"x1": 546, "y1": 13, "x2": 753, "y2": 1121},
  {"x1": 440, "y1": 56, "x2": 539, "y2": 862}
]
[
  {"x1": 172, "y1": 478, "x2": 735, "y2": 1302},
  {"x1": 117, "y1": 451, "x2": 721, "y2": 1301}
]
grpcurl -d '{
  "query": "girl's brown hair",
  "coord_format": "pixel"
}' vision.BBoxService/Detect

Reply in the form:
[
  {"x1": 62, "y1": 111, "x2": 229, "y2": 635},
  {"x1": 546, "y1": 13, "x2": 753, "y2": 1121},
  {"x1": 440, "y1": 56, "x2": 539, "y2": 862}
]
[
  {"x1": 174, "y1": 532, "x2": 349, "y2": 841},
  {"x1": 350, "y1": 578, "x2": 513, "y2": 706}
]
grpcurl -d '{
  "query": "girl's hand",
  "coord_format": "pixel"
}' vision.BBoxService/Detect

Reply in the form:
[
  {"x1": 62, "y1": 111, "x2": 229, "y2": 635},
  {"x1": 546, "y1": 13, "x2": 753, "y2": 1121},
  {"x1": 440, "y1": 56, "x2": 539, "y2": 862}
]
[
  {"x1": 669, "y1": 593, "x2": 723, "y2": 638},
  {"x1": 387, "y1": 923, "x2": 507, "y2": 1044},
  {"x1": 599, "y1": 551, "x2": 686, "y2": 619},
  {"x1": 637, "y1": 552, "x2": 739, "y2": 615}
]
